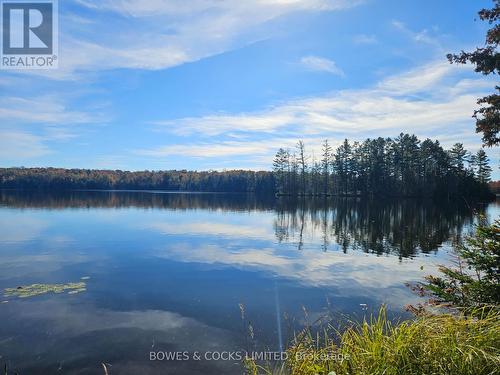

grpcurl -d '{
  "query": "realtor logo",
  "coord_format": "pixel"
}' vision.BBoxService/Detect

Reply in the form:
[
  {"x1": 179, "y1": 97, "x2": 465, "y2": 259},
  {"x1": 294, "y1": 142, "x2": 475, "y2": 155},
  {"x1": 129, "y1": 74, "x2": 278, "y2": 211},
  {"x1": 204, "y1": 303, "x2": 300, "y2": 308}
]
[{"x1": 1, "y1": 0, "x2": 58, "y2": 69}]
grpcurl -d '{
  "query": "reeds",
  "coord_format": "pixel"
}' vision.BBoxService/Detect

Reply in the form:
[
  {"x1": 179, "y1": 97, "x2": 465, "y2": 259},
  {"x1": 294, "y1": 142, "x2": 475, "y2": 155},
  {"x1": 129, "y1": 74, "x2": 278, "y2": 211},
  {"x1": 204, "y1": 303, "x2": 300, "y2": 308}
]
[{"x1": 246, "y1": 306, "x2": 500, "y2": 375}]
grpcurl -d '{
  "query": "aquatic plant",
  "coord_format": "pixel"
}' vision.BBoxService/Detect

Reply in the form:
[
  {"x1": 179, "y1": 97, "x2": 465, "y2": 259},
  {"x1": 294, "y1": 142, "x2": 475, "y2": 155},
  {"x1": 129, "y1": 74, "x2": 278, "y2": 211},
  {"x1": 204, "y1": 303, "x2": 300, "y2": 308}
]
[{"x1": 4, "y1": 282, "x2": 86, "y2": 299}]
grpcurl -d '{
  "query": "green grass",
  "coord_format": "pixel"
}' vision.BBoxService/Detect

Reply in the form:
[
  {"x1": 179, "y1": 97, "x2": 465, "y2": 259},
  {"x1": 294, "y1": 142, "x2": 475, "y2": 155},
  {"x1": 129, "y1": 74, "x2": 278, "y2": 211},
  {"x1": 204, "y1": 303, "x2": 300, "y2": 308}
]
[{"x1": 246, "y1": 307, "x2": 500, "y2": 375}]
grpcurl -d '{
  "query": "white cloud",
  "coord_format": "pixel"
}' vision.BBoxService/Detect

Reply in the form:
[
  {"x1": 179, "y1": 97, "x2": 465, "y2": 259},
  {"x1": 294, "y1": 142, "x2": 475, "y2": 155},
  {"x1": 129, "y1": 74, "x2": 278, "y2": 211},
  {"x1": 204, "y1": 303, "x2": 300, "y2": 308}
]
[
  {"x1": 76, "y1": 0, "x2": 360, "y2": 17},
  {"x1": 0, "y1": 96, "x2": 104, "y2": 125},
  {"x1": 142, "y1": 60, "x2": 492, "y2": 163},
  {"x1": 135, "y1": 140, "x2": 282, "y2": 158},
  {"x1": 150, "y1": 112, "x2": 296, "y2": 137},
  {"x1": 34, "y1": 0, "x2": 360, "y2": 78},
  {"x1": 0, "y1": 131, "x2": 51, "y2": 159},
  {"x1": 0, "y1": 93, "x2": 109, "y2": 160},
  {"x1": 0, "y1": 94, "x2": 107, "y2": 163},
  {"x1": 391, "y1": 20, "x2": 441, "y2": 48},
  {"x1": 300, "y1": 56, "x2": 345, "y2": 76},
  {"x1": 377, "y1": 61, "x2": 458, "y2": 94},
  {"x1": 353, "y1": 34, "x2": 378, "y2": 44}
]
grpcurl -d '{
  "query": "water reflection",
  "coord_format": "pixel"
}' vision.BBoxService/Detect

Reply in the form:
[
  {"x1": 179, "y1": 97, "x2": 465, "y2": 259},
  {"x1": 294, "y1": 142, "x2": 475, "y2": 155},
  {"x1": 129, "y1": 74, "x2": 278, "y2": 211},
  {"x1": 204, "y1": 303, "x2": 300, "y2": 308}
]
[
  {"x1": 274, "y1": 198, "x2": 483, "y2": 258},
  {"x1": 0, "y1": 190, "x2": 488, "y2": 258},
  {"x1": 0, "y1": 190, "x2": 497, "y2": 375},
  {"x1": 0, "y1": 190, "x2": 276, "y2": 211}
]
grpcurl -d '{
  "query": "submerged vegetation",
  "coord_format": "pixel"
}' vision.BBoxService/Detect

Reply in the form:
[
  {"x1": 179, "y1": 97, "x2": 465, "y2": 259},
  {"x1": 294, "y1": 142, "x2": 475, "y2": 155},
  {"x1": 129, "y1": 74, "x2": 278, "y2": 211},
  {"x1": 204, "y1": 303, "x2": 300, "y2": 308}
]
[{"x1": 3, "y1": 282, "x2": 87, "y2": 299}]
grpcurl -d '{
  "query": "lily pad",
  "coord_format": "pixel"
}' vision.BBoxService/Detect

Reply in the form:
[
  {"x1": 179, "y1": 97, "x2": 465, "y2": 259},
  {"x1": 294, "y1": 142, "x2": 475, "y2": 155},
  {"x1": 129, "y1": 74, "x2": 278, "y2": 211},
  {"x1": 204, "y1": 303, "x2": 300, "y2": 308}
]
[{"x1": 4, "y1": 282, "x2": 87, "y2": 299}]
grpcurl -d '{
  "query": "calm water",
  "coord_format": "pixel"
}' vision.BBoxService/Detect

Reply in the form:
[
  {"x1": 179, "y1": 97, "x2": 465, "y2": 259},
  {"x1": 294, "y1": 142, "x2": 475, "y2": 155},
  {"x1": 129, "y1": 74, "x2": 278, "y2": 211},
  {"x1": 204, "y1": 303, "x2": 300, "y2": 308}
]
[{"x1": 0, "y1": 190, "x2": 497, "y2": 375}]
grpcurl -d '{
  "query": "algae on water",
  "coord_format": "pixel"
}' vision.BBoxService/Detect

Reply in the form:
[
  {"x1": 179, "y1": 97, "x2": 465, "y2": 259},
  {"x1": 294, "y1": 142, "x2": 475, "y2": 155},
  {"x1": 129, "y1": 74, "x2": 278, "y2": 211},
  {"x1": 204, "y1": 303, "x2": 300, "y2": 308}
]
[{"x1": 4, "y1": 282, "x2": 87, "y2": 298}]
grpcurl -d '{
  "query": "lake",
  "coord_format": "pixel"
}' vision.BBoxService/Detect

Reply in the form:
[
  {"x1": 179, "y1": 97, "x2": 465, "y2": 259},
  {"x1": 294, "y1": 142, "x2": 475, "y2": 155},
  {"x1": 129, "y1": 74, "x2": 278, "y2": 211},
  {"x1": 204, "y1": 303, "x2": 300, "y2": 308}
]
[{"x1": 0, "y1": 190, "x2": 498, "y2": 375}]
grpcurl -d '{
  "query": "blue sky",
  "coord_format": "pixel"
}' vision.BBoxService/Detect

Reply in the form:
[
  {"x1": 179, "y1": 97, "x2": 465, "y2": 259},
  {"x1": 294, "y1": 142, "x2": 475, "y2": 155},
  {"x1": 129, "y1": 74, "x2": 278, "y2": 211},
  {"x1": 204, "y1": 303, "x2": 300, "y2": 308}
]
[{"x1": 0, "y1": 0, "x2": 498, "y2": 177}]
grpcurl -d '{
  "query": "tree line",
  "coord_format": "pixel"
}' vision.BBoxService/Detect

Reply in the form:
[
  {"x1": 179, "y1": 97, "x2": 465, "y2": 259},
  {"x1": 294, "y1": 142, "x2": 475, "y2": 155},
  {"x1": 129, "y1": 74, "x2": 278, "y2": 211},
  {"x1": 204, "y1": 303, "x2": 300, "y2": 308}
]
[
  {"x1": 0, "y1": 168, "x2": 275, "y2": 194},
  {"x1": 273, "y1": 134, "x2": 494, "y2": 199},
  {"x1": 0, "y1": 134, "x2": 494, "y2": 200}
]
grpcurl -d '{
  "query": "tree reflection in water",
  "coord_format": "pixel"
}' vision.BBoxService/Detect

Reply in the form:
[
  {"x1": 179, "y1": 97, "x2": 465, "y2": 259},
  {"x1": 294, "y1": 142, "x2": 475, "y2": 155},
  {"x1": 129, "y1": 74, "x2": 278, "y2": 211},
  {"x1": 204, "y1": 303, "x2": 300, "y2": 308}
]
[
  {"x1": 0, "y1": 189, "x2": 488, "y2": 258},
  {"x1": 273, "y1": 198, "x2": 484, "y2": 258}
]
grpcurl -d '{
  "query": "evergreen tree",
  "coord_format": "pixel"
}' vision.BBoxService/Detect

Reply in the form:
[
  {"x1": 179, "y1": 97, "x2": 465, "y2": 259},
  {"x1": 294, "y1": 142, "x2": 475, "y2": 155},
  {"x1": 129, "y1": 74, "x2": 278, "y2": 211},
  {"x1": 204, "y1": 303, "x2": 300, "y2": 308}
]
[
  {"x1": 271, "y1": 135, "x2": 493, "y2": 200},
  {"x1": 273, "y1": 148, "x2": 288, "y2": 194},
  {"x1": 447, "y1": 0, "x2": 500, "y2": 146},
  {"x1": 475, "y1": 149, "x2": 493, "y2": 184},
  {"x1": 420, "y1": 219, "x2": 500, "y2": 309},
  {"x1": 449, "y1": 143, "x2": 468, "y2": 174},
  {"x1": 296, "y1": 141, "x2": 308, "y2": 195},
  {"x1": 321, "y1": 139, "x2": 332, "y2": 195},
  {"x1": 333, "y1": 139, "x2": 353, "y2": 195}
]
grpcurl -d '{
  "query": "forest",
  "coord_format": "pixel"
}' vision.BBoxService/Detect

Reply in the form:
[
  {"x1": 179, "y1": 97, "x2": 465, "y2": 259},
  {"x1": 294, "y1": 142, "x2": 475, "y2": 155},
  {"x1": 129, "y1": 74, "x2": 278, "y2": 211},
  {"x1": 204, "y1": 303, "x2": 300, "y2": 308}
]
[
  {"x1": 0, "y1": 133, "x2": 494, "y2": 200},
  {"x1": 0, "y1": 168, "x2": 275, "y2": 194},
  {"x1": 273, "y1": 134, "x2": 494, "y2": 199}
]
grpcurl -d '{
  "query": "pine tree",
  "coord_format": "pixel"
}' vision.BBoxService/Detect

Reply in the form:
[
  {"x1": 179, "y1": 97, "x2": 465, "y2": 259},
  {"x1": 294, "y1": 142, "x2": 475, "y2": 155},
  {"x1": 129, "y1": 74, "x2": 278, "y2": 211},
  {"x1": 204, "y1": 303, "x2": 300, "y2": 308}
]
[
  {"x1": 271, "y1": 135, "x2": 493, "y2": 200},
  {"x1": 296, "y1": 141, "x2": 308, "y2": 195},
  {"x1": 475, "y1": 149, "x2": 493, "y2": 184},
  {"x1": 321, "y1": 139, "x2": 332, "y2": 195},
  {"x1": 333, "y1": 139, "x2": 353, "y2": 195},
  {"x1": 273, "y1": 148, "x2": 288, "y2": 194},
  {"x1": 447, "y1": 0, "x2": 500, "y2": 146},
  {"x1": 421, "y1": 219, "x2": 500, "y2": 309},
  {"x1": 449, "y1": 143, "x2": 468, "y2": 174}
]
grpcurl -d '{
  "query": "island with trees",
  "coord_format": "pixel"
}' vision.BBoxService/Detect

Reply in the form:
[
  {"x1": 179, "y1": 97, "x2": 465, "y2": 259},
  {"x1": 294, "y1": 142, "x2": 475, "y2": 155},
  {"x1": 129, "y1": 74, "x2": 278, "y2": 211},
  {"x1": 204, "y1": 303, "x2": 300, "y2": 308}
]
[{"x1": 272, "y1": 134, "x2": 493, "y2": 200}]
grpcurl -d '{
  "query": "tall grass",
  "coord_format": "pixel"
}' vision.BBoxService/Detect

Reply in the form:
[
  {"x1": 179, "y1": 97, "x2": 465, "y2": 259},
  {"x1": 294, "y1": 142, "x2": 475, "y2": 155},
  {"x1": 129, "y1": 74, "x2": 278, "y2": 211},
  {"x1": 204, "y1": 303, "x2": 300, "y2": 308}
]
[{"x1": 246, "y1": 307, "x2": 500, "y2": 375}]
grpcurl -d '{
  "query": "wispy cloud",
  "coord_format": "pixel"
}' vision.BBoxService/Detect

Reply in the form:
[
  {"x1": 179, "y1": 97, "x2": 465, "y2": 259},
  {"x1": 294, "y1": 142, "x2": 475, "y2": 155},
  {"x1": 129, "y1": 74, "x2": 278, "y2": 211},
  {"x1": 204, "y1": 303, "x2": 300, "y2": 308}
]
[
  {"x1": 141, "y1": 60, "x2": 492, "y2": 165},
  {"x1": 300, "y1": 56, "x2": 346, "y2": 76},
  {"x1": 353, "y1": 34, "x2": 378, "y2": 44},
  {"x1": 150, "y1": 61, "x2": 485, "y2": 138},
  {"x1": 75, "y1": 0, "x2": 361, "y2": 18},
  {"x1": 377, "y1": 61, "x2": 458, "y2": 94},
  {"x1": 0, "y1": 131, "x2": 51, "y2": 160},
  {"x1": 150, "y1": 112, "x2": 296, "y2": 137},
  {"x1": 0, "y1": 92, "x2": 109, "y2": 164},
  {"x1": 134, "y1": 139, "x2": 298, "y2": 159},
  {"x1": 0, "y1": 96, "x2": 103, "y2": 125},
  {"x1": 391, "y1": 20, "x2": 441, "y2": 48},
  {"x1": 32, "y1": 0, "x2": 361, "y2": 79}
]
